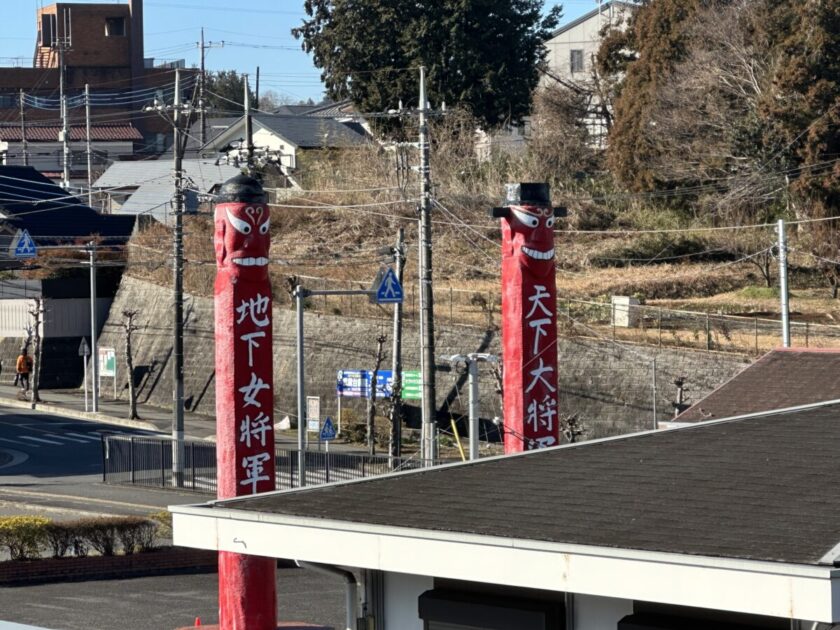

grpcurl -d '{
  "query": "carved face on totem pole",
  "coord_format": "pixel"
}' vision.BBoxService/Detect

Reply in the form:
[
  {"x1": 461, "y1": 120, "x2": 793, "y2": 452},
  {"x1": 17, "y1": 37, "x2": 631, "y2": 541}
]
[
  {"x1": 502, "y1": 204, "x2": 557, "y2": 279},
  {"x1": 214, "y1": 179, "x2": 271, "y2": 282}
]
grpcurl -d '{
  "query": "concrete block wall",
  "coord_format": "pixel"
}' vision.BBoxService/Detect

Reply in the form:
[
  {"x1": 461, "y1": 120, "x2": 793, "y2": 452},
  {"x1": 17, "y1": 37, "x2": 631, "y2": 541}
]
[{"x1": 97, "y1": 276, "x2": 750, "y2": 439}]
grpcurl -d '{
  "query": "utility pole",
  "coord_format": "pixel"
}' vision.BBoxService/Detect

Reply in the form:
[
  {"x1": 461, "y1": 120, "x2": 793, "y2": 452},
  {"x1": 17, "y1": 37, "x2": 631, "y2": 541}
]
[
  {"x1": 85, "y1": 84, "x2": 93, "y2": 208},
  {"x1": 19, "y1": 90, "x2": 28, "y2": 167},
  {"x1": 417, "y1": 65, "x2": 437, "y2": 464},
  {"x1": 389, "y1": 228, "x2": 405, "y2": 466},
  {"x1": 197, "y1": 31, "x2": 223, "y2": 146},
  {"x1": 199, "y1": 27, "x2": 206, "y2": 146},
  {"x1": 57, "y1": 24, "x2": 71, "y2": 190},
  {"x1": 244, "y1": 73, "x2": 254, "y2": 174},
  {"x1": 255, "y1": 66, "x2": 260, "y2": 108},
  {"x1": 777, "y1": 219, "x2": 791, "y2": 348},
  {"x1": 87, "y1": 242, "x2": 99, "y2": 413},
  {"x1": 172, "y1": 68, "x2": 186, "y2": 487}
]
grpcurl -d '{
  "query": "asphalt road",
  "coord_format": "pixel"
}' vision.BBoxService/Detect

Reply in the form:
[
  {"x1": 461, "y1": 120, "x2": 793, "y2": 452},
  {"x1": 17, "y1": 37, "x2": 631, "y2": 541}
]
[
  {"x1": 0, "y1": 568, "x2": 347, "y2": 630},
  {"x1": 0, "y1": 405, "x2": 204, "y2": 520}
]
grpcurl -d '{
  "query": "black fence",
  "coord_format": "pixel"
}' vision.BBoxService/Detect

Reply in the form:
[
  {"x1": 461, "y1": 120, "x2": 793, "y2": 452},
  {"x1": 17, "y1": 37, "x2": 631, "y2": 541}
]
[{"x1": 101, "y1": 434, "x2": 435, "y2": 494}]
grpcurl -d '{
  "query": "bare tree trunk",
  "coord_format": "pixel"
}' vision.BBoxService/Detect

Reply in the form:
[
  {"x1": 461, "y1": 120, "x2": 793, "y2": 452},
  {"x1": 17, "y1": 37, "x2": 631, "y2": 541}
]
[
  {"x1": 29, "y1": 298, "x2": 43, "y2": 404},
  {"x1": 367, "y1": 334, "x2": 387, "y2": 456},
  {"x1": 122, "y1": 310, "x2": 140, "y2": 420}
]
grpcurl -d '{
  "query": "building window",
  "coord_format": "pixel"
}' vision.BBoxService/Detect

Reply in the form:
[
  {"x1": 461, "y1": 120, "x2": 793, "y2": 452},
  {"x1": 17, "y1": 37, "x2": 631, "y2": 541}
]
[
  {"x1": 105, "y1": 17, "x2": 127, "y2": 37},
  {"x1": 0, "y1": 94, "x2": 16, "y2": 109},
  {"x1": 570, "y1": 49, "x2": 584, "y2": 74}
]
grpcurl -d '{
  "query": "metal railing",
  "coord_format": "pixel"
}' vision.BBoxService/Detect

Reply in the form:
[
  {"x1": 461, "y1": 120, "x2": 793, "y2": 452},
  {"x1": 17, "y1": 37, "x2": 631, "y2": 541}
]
[{"x1": 101, "y1": 434, "x2": 437, "y2": 494}]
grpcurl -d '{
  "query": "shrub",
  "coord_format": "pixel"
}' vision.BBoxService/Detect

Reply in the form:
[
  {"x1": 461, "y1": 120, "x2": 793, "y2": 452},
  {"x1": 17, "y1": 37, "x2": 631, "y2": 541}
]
[
  {"x1": 148, "y1": 510, "x2": 172, "y2": 541},
  {"x1": 43, "y1": 522, "x2": 73, "y2": 559},
  {"x1": 116, "y1": 517, "x2": 158, "y2": 555},
  {"x1": 0, "y1": 516, "x2": 49, "y2": 560},
  {"x1": 78, "y1": 518, "x2": 119, "y2": 556}
]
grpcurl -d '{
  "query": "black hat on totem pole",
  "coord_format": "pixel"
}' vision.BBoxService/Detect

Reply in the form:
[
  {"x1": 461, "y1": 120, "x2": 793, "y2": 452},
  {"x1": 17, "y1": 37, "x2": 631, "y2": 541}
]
[{"x1": 216, "y1": 174, "x2": 267, "y2": 204}]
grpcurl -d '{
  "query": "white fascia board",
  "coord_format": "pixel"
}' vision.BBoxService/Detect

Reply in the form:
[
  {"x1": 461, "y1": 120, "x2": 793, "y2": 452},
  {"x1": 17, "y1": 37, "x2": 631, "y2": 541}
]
[{"x1": 171, "y1": 504, "x2": 840, "y2": 622}]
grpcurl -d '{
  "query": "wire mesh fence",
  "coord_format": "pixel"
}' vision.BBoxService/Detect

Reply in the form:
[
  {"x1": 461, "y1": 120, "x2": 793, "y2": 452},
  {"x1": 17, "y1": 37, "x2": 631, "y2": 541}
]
[
  {"x1": 288, "y1": 274, "x2": 840, "y2": 357},
  {"x1": 559, "y1": 298, "x2": 840, "y2": 356},
  {"x1": 101, "y1": 434, "x2": 438, "y2": 495}
]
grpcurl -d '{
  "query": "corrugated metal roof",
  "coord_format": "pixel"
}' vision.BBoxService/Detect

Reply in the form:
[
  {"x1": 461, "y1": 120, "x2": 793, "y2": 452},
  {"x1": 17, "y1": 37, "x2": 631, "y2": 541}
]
[
  {"x1": 93, "y1": 158, "x2": 240, "y2": 221},
  {"x1": 0, "y1": 125, "x2": 143, "y2": 142}
]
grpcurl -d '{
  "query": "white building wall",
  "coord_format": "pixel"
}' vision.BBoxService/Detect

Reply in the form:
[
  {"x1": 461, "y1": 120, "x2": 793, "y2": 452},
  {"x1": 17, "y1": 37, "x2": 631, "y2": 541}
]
[
  {"x1": 0, "y1": 298, "x2": 111, "y2": 338},
  {"x1": 572, "y1": 593, "x2": 633, "y2": 630},
  {"x1": 383, "y1": 571, "x2": 433, "y2": 630},
  {"x1": 545, "y1": 4, "x2": 633, "y2": 82}
]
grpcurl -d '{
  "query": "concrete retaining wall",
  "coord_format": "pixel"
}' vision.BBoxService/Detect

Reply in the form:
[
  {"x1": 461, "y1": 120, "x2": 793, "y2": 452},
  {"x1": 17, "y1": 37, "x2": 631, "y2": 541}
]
[{"x1": 97, "y1": 276, "x2": 750, "y2": 439}]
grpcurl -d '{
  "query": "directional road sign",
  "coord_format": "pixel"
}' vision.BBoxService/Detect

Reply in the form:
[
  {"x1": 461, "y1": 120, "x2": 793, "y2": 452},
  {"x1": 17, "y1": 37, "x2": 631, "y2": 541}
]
[
  {"x1": 374, "y1": 267, "x2": 403, "y2": 304},
  {"x1": 320, "y1": 417, "x2": 337, "y2": 441},
  {"x1": 12, "y1": 229, "x2": 37, "y2": 259},
  {"x1": 337, "y1": 370, "x2": 369, "y2": 398},
  {"x1": 401, "y1": 370, "x2": 422, "y2": 400}
]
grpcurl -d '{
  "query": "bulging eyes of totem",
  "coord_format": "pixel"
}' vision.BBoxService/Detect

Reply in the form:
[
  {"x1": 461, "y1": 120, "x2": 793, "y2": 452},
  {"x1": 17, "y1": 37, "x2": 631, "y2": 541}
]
[
  {"x1": 226, "y1": 209, "x2": 252, "y2": 235},
  {"x1": 546, "y1": 216, "x2": 555, "y2": 228},
  {"x1": 512, "y1": 208, "x2": 539, "y2": 229},
  {"x1": 259, "y1": 220, "x2": 270, "y2": 235}
]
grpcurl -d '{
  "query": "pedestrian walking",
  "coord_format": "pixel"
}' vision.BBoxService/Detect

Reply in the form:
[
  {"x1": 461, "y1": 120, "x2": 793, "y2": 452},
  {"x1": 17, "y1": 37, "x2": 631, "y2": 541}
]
[{"x1": 16, "y1": 349, "x2": 32, "y2": 393}]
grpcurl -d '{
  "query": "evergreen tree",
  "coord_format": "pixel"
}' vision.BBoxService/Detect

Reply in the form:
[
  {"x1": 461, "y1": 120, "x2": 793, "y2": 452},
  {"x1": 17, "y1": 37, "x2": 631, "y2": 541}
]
[
  {"x1": 293, "y1": 0, "x2": 562, "y2": 128},
  {"x1": 600, "y1": 0, "x2": 705, "y2": 191},
  {"x1": 205, "y1": 70, "x2": 257, "y2": 115}
]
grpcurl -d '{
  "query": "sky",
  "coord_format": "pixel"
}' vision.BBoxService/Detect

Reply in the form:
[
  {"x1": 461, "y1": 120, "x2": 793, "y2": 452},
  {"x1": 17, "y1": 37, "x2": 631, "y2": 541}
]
[{"x1": 0, "y1": 0, "x2": 599, "y2": 103}]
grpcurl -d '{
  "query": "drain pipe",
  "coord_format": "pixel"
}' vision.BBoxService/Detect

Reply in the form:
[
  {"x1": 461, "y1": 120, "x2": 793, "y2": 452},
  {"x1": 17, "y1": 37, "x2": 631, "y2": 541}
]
[{"x1": 296, "y1": 561, "x2": 357, "y2": 630}]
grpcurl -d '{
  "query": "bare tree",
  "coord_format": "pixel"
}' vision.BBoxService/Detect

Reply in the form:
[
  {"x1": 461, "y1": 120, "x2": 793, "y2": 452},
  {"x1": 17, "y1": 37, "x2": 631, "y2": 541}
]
[
  {"x1": 28, "y1": 298, "x2": 43, "y2": 404},
  {"x1": 366, "y1": 334, "x2": 387, "y2": 456},
  {"x1": 122, "y1": 309, "x2": 140, "y2": 420}
]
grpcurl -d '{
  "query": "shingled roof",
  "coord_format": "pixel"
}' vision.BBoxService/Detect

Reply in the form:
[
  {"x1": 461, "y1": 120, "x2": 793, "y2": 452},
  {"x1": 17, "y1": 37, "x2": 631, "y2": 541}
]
[
  {"x1": 214, "y1": 401, "x2": 840, "y2": 566},
  {"x1": 678, "y1": 348, "x2": 840, "y2": 422},
  {"x1": 0, "y1": 124, "x2": 142, "y2": 142}
]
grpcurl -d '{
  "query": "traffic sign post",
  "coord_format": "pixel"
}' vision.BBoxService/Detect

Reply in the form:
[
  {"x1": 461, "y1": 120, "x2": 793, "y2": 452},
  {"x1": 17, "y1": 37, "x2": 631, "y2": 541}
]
[
  {"x1": 320, "y1": 417, "x2": 336, "y2": 481},
  {"x1": 79, "y1": 338, "x2": 90, "y2": 412},
  {"x1": 401, "y1": 370, "x2": 422, "y2": 400}
]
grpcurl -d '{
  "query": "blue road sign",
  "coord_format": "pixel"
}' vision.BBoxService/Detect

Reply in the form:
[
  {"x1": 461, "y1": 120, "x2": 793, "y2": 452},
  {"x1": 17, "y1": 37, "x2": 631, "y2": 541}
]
[
  {"x1": 337, "y1": 369, "x2": 393, "y2": 398},
  {"x1": 320, "y1": 417, "x2": 337, "y2": 441},
  {"x1": 13, "y1": 230, "x2": 37, "y2": 259},
  {"x1": 375, "y1": 267, "x2": 403, "y2": 304},
  {"x1": 337, "y1": 370, "x2": 369, "y2": 398}
]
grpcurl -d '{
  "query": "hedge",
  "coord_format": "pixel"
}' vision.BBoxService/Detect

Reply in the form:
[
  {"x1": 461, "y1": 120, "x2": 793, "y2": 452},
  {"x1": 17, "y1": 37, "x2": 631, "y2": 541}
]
[{"x1": 0, "y1": 515, "x2": 160, "y2": 561}]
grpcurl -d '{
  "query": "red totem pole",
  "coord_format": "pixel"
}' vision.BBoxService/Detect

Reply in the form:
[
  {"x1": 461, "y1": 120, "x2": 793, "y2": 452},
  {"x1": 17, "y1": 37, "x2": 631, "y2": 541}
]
[
  {"x1": 494, "y1": 183, "x2": 565, "y2": 453},
  {"x1": 214, "y1": 175, "x2": 277, "y2": 629}
]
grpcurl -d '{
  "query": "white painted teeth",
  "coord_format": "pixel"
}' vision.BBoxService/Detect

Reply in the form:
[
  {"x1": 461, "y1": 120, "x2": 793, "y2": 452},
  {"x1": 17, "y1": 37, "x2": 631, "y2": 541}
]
[
  {"x1": 232, "y1": 257, "x2": 269, "y2": 266},
  {"x1": 522, "y1": 247, "x2": 555, "y2": 261}
]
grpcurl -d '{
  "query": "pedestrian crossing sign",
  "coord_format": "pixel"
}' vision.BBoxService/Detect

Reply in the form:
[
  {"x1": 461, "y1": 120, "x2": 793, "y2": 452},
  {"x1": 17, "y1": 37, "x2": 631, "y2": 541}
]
[
  {"x1": 375, "y1": 267, "x2": 403, "y2": 304},
  {"x1": 320, "y1": 417, "x2": 337, "y2": 441},
  {"x1": 12, "y1": 230, "x2": 37, "y2": 259}
]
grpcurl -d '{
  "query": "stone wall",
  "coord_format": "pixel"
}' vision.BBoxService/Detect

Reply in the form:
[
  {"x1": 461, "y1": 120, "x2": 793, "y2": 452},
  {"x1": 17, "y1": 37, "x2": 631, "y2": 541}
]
[{"x1": 98, "y1": 276, "x2": 750, "y2": 440}]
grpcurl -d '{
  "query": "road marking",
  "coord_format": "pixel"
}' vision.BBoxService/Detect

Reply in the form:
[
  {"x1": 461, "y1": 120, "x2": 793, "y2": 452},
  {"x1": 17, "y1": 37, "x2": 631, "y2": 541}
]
[
  {"x1": 43, "y1": 433, "x2": 90, "y2": 444},
  {"x1": 66, "y1": 432, "x2": 102, "y2": 442},
  {"x1": 19, "y1": 436, "x2": 64, "y2": 446},
  {"x1": 0, "y1": 436, "x2": 37, "y2": 447},
  {"x1": 0, "y1": 487, "x2": 161, "y2": 511}
]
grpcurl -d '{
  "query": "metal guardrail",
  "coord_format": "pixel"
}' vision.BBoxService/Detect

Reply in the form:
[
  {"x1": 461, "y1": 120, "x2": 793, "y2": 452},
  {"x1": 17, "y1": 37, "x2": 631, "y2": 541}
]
[{"x1": 101, "y1": 434, "x2": 436, "y2": 494}]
